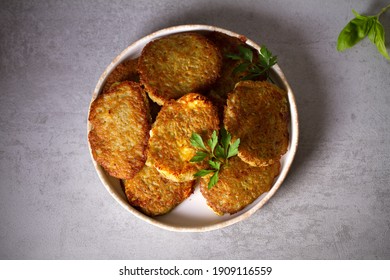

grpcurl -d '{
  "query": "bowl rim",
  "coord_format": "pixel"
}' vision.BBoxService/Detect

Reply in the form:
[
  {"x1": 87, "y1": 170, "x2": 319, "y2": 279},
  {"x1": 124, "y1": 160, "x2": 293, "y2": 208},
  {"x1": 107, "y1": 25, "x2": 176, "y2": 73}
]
[{"x1": 87, "y1": 24, "x2": 299, "y2": 232}]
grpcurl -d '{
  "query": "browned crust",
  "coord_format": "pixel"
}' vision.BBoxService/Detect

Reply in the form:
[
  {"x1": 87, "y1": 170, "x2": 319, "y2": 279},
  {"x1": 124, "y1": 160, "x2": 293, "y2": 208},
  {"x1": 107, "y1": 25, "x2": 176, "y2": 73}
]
[
  {"x1": 101, "y1": 57, "x2": 161, "y2": 121},
  {"x1": 200, "y1": 157, "x2": 281, "y2": 215},
  {"x1": 88, "y1": 81, "x2": 151, "y2": 179},
  {"x1": 224, "y1": 80, "x2": 290, "y2": 167},
  {"x1": 146, "y1": 93, "x2": 220, "y2": 182},
  {"x1": 123, "y1": 165, "x2": 195, "y2": 216},
  {"x1": 102, "y1": 58, "x2": 139, "y2": 93},
  {"x1": 138, "y1": 32, "x2": 223, "y2": 105}
]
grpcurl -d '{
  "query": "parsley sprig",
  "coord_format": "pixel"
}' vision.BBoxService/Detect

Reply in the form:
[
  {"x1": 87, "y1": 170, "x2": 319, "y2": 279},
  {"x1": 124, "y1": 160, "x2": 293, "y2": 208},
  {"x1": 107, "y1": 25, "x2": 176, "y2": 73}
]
[
  {"x1": 190, "y1": 128, "x2": 240, "y2": 189},
  {"x1": 226, "y1": 45, "x2": 277, "y2": 81}
]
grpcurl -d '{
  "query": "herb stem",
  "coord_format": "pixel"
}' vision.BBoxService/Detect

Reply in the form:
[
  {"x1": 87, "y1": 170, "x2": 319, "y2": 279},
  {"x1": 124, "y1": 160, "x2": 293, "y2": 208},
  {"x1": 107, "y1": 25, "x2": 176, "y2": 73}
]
[{"x1": 377, "y1": 3, "x2": 390, "y2": 18}]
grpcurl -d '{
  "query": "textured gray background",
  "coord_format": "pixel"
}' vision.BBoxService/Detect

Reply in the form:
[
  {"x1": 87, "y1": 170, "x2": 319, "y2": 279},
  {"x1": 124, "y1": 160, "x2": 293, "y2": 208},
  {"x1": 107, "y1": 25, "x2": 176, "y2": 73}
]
[{"x1": 0, "y1": 0, "x2": 389, "y2": 259}]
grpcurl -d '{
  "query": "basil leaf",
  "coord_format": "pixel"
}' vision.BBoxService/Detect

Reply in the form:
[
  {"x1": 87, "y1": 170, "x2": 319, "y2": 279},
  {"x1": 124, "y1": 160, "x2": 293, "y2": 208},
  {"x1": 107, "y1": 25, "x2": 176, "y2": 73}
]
[
  {"x1": 194, "y1": 169, "x2": 214, "y2": 177},
  {"x1": 208, "y1": 171, "x2": 219, "y2": 189},
  {"x1": 368, "y1": 19, "x2": 390, "y2": 60},
  {"x1": 227, "y1": 138, "x2": 240, "y2": 158},
  {"x1": 190, "y1": 132, "x2": 207, "y2": 150},
  {"x1": 190, "y1": 151, "x2": 208, "y2": 162},
  {"x1": 337, "y1": 14, "x2": 374, "y2": 51},
  {"x1": 352, "y1": 9, "x2": 367, "y2": 20}
]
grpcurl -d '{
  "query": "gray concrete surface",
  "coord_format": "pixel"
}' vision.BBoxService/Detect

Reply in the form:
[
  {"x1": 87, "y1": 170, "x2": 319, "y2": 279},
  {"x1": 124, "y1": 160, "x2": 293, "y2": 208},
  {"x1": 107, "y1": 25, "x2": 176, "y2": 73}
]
[{"x1": 0, "y1": 0, "x2": 389, "y2": 259}]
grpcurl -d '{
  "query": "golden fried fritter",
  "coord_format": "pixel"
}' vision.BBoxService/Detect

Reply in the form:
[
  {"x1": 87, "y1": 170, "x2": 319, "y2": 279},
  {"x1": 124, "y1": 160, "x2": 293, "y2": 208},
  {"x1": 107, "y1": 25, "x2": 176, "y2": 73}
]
[
  {"x1": 101, "y1": 57, "x2": 161, "y2": 121},
  {"x1": 224, "y1": 80, "x2": 290, "y2": 167},
  {"x1": 88, "y1": 81, "x2": 150, "y2": 179},
  {"x1": 123, "y1": 165, "x2": 195, "y2": 216},
  {"x1": 102, "y1": 58, "x2": 139, "y2": 93},
  {"x1": 138, "y1": 32, "x2": 222, "y2": 105},
  {"x1": 147, "y1": 93, "x2": 219, "y2": 182},
  {"x1": 200, "y1": 157, "x2": 280, "y2": 215}
]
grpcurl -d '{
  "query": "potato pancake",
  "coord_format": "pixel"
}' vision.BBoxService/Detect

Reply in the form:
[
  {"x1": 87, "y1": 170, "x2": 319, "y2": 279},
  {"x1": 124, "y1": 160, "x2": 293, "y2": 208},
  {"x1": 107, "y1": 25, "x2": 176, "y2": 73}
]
[
  {"x1": 101, "y1": 57, "x2": 161, "y2": 121},
  {"x1": 147, "y1": 93, "x2": 219, "y2": 182},
  {"x1": 102, "y1": 58, "x2": 139, "y2": 93},
  {"x1": 138, "y1": 32, "x2": 222, "y2": 105},
  {"x1": 200, "y1": 157, "x2": 280, "y2": 215},
  {"x1": 224, "y1": 80, "x2": 290, "y2": 167},
  {"x1": 88, "y1": 81, "x2": 150, "y2": 179},
  {"x1": 123, "y1": 165, "x2": 195, "y2": 216}
]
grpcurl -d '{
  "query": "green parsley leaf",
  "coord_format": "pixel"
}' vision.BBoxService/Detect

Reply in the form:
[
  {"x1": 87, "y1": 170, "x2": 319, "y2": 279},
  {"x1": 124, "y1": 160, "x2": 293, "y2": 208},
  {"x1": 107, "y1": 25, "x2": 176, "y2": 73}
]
[
  {"x1": 227, "y1": 138, "x2": 240, "y2": 158},
  {"x1": 190, "y1": 128, "x2": 240, "y2": 189},
  {"x1": 190, "y1": 132, "x2": 207, "y2": 150},
  {"x1": 227, "y1": 44, "x2": 277, "y2": 82},
  {"x1": 225, "y1": 53, "x2": 242, "y2": 60},
  {"x1": 259, "y1": 45, "x2": 277, "y2": 68},
  {"x1": 208, "y1": 160, "x2": 221, "y2": 170},
  {"x1": 208, "y1": 171, "x2": 219, "y2": 189},
  {"x1": 220, "y1": 127, "x2": 231, "y2": 157},
  {"x1": 232, "y1": 62, "x2": 251, "y2": 75},
  {"x1": 241, "y1": 72, "x2": 261, "y2": 81},
  {"x1": 194, "y1": 169, "x2": 215, "y2": 178},
  {"x1": 239, "y1": 45, "x2": 253, "y2": 62},
  {"x1": 207, "y1": 130, "x2": 218, "y2": 154},
  {"x1": 190, "y1": 151, "x2": 209, "y2": 162},
  {"x1": 215, "y1": 144, "x2": 225, "y2": 159}
]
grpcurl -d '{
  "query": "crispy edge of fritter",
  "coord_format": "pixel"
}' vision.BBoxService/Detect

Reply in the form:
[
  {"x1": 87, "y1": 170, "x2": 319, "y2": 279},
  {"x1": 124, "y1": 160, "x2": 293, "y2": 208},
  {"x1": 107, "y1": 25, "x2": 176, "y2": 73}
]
[
  {"x1": 88, "y1": 81, "x2": 151, "y2": 179},
  {"x1": 101, "y1": 57, "x2": 162, "y2": 121},
  {"x1": 102, "y1": 58, "x2": 139, "y2": 93},
  {"x1": 123, "y1": 165, "x2": 195, "y2": 216},
  {"x1": 224, "y1": 80, "x2": 290, "y2": 167},
  {"x1": 200, "y1": 157, "x2": 281, "y2": 216},
  {"x1": 138, "y1": 32, "x2": 223, "y2": 105},
  {"x1": 146, "y1": 93, "x2": 220, "y2": 182}
]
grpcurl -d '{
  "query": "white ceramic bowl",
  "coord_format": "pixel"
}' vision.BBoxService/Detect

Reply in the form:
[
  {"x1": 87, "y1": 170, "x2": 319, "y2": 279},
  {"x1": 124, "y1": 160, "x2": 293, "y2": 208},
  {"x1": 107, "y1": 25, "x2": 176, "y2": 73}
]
[{"x1": 87, "y1": 25, "x2": 299, "y2": 232}]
